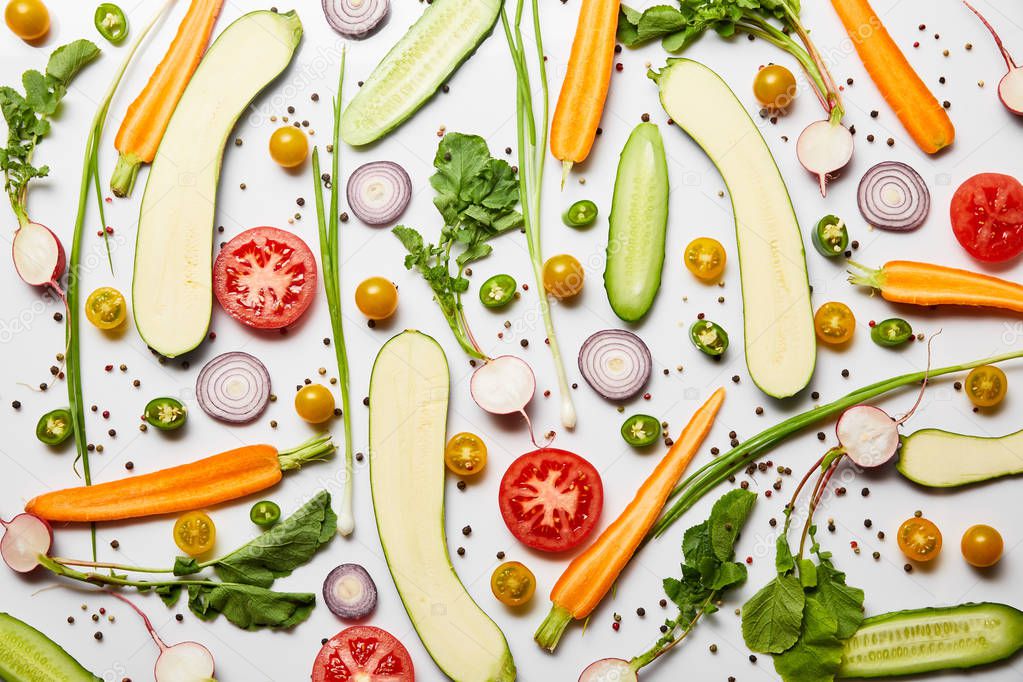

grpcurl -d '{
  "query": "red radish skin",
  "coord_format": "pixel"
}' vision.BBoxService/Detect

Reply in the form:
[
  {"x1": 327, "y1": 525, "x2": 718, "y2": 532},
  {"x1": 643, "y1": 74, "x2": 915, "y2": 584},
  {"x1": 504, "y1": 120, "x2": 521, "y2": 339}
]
[
  {"x1": 796, "y1": 120, "x2": 854, "y2": 196},
  {"x1": 108, "y1": 592, "x2": 215, "y2": 682},
  {"x1": 0, "y1": 514, "x2": 53, "y2": 573},
  {"x1": 836, "y1": 404, "x2": 900, "y2": 467},
  {"x1": 579, "y1": 658, "x2": 638, "y2": 682},
  {"x1": 964, "y1": 1, "x2": 1023, "y2": 115},
  {"x1": 12, "y1": 222, "x2": 66, "y2": 291}
]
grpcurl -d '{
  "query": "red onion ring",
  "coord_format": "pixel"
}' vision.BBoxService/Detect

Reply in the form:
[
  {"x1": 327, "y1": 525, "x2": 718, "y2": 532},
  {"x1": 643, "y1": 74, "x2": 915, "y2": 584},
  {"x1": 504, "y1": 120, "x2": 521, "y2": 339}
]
[
  {"x1": 857, "y1": 161, "x2": 930, "y2": 231},
  {"x1": 196, "y1": 352, "x2": 271, "y2": 423},
  {"x1": 322, "y1": 563, "x2": 378, "y2": 619},
  {"x1": 578, "y1": 329, "x2": 652, "y2": 401},
  {"x1": 346, "y1": 161, "x2": 412, "y2": 226},
  {"x1": 321, "y1": 0, "x2": 389, "y2": 39}
]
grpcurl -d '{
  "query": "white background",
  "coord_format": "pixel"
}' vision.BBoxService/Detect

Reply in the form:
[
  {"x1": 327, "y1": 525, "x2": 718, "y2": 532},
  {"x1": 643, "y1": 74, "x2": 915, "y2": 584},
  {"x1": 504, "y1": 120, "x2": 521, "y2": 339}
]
[{"x1": 3, "y1": 0, "x2": 1023, "y2": 680}]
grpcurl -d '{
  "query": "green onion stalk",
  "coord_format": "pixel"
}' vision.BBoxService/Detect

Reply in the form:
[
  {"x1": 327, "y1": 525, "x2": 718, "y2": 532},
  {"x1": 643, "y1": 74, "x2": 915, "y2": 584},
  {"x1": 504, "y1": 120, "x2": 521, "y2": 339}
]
[
  {"x1": 651, "y1": 348, "x2": 1023, "y2": 538},
  {"x1": 310, "y1": 51, "x2": 355, "y2": 536},
  {"x1": 66, "y1": 0, "x2": 174, "y2": 560},
  {"x1": 501, "y1": 0, "x2": 577, "y2": 429}
]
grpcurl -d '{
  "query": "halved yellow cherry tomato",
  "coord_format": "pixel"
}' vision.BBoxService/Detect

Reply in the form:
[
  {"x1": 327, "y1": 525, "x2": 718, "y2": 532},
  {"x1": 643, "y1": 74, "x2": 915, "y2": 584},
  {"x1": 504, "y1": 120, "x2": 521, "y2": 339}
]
[
  {"x1": 5, "y1": 0, "x2": 49, "y2": 41},
  {"x1": 964, "y1": 366, "x2": 1007, "y2": 408},
  {"x1": 355, "y1": 277, "x2": 399, "y2": 320},
  {"x1": 444, "y1": 432, "x2": 487, "y2": 476},
  {"x1": 491, "y1": 561, "x2": 536, "y2": 606},
  {"x1": 961, "y1": 524, "x2": 1003, "y2": 568},
  {"x1": 897, "y1": 516, "x2": 942, "y2": 562},
  {"x1": 173, "y1": 511, "x2": 216, "y2": 556},
  {"x1": 85, "y1": 286, "x2": 128, "y2": 330},
  {"x1": 683, "y1": 237, "x2": 726, "y2": 281},
  {"x1": 295, "y1": 384, "x2": 335, "y2": 424},
  {"x1": 542, "y1": 254, "x2": 584, "y2": 300},
  {"x1": 753, "y1": 64, "x2": 797, "y2": 109},
  {"x1": 813, "y1": 301, "x2": 855, "y2": 345},
  {"x1": 268, "y1": 126, "x2": 308, "y2": 168}
]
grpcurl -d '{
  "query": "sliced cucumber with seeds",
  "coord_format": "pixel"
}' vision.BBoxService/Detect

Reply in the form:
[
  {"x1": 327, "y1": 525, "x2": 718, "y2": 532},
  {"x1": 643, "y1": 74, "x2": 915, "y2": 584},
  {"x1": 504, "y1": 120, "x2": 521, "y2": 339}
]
[
  {"x1": 0, "y1": 612, "x2": 100, "y2": 681},
  {"x1": 341, "y1": 0, "x2": 501, "y2": 145},
  {"x1": 839, "y1": 602, "x2": 1023, "y2": 678}
]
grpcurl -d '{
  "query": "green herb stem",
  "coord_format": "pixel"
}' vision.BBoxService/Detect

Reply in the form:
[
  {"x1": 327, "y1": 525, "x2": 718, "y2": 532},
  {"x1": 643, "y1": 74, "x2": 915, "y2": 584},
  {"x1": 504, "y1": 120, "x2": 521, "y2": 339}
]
[
  {"x1": 629, "y1": 594, "x2": 715, "y2": 671},
  {"x1": 39, "y1": 555, "x2": 214, "y2": 590}
]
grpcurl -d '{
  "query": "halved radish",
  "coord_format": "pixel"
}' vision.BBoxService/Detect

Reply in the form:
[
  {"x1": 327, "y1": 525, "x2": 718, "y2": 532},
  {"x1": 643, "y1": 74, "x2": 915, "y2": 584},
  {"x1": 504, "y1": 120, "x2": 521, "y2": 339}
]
[
  {"x1": 836, "y1": 404, "x2": 900, "y2": 468},
  {"x1": 964, "y1": 1, "x2": 1023, "y2": 115},
  {"x1": 579, "y1": 658, "x2": 638, "y2": 682},
  {"x1": 109, "y1": 592, "x2": 215, "y2": 682},
  {"x1": 470, "y1": 355, "x2": 536, "y2": 415},
  {"x1": 796, "y1": 120, "x2": 854, "y2": 196},
  {"x1": 1, "y1": 513, "x2": 52, "y2": 573},
  {"x1": 12, "y1": 222, "x2": 66, "y2": 289}
]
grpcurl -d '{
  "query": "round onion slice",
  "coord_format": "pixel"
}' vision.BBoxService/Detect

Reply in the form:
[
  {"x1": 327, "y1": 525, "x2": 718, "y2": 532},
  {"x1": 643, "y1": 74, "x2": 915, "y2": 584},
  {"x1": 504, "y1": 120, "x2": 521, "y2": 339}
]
[
  {"x1": 196, "y1": 352, "x2": 271, "y2": 424},
  {"x1": 857, "y1": 161, "x2": 930, "y2": 231},
  {"x1": 346, "y1": 161, "x2": 412, "y2": 226},
  {"x1": 578, "y1": 329, "x2": 652, "y2": 401},
  {"x1": 323, "y1": 563, "x2": 378, "y2": 619},
  {"x1": 321, "y1": 0, "x2": 389, "y2": 39}
]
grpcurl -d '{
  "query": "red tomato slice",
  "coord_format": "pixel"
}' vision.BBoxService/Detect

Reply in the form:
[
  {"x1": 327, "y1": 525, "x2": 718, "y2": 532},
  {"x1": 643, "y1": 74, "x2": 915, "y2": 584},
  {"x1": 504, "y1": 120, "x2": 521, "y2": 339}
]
[
  {"x1": 498, "y1": 447, "x2": 603, "y2": 552},
  {"x1": 312, "y1": 626, "x2": 414, "y2": 682},
  {"x1": 951, "y1": 173, "x2": 1023, "y2": 262},
  {"x1": 213, "y1": 226, "x2": 317, "y2": 329}
]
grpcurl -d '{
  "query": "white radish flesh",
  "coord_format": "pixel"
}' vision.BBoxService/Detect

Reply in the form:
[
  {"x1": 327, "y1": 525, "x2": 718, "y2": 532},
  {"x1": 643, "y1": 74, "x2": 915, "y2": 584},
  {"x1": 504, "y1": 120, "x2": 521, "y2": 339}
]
[
  {"x1": 12, "y1": 222, "x2": 66, "y2": 288},
  {"x1": 796, "y1": 120, "x2": 854, "y2": 196},
  {"x1": 0, "y1": 514, "x2": 52, "y2": 573},
  {"x1": 154, "y1": 641, "x2": 216, "y2": 682},
  {"x1": 579, "y1": 658, "x2": 639, "y2": 682},
  {"x1": 964, "y1": 1, "x2": 1023, "y2": 115},
  {"x1": 836, "y1": 405, "x2": 900, "y2": 468},
  {"x1": 470, "y1": 355, "x2": 535, "y2": 415}
]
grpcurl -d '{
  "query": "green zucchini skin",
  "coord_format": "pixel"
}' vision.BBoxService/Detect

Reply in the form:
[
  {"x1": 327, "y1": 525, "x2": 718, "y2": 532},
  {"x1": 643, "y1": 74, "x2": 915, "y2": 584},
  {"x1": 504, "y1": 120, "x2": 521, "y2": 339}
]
[
  {"x1": 839, "y1": 602, "x2": 1023, "y2": 678},
  {"x1": 0, "y1": 613, "x2": 100, "y2": 682},
  {"x1": 897, "y1": 427, "x2": 1023, "y2": 488},
  {"x1": 604, "y1": 122, "x2": 669, "y2": 322}
]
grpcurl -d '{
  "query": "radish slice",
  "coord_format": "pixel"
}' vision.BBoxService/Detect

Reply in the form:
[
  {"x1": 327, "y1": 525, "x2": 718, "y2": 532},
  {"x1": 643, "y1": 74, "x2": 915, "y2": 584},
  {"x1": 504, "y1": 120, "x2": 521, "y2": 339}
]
[
  {"x1": 346, "y1": 161, "x2": 412, "y2": 226},
  {"x1": 796, "y1": 119, "x2": 854, "y2": 196},
  {"x1": 195, "y1": 352, "x2": 271, "y2": 423},
  {"x1": 12, "y1": 222, "x2": 66, "y2": 289},
  {"x1": 579, "y1": 658, "x2": 638, "y2": 682},
  {"x1": 836, "y1": 405, "x2": 900, "y2": 468},
  {"x1": 322, "y1": 563, "x2": 378, "y2": 619},
  {"x1": 108, "y1": 592, "x2": 215, "y2": 682},
  {"x1": 470, "y1": 355, "x2": 536, "y2": 415},
  {"x1": 321, "y1": 0, "x2": 389, "y2": 39},
  {"x1": 963, "y1": 1, "x2": 1023, "y2": 115},
  {"x1": 578, "y1": 329, "x2": 652, "y2": 401},
  {"x1": 1, "y1": 513, "x2": 52, "y2": 573},
  {"x1": 857, "y1": 161, "x2": 930, "y2": 231}
]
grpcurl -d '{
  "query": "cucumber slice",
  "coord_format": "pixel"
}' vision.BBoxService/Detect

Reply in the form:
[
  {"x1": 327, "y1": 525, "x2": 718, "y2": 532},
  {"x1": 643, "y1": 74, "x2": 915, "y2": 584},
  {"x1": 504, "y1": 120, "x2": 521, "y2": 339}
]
[
  {"x1": 839, "y1": 602, "x2": 1023, "y2": 678},
  {"x1": 341, "y1": 0, "x2": 501, "y2": 146},
  {"x1": 604, "y1": 122, "x2": 669, "y2": 321},
  {"x1": 651, "y1": 59, "x2": 816, "y2": 398},
  {"x1": 132, "y1": 11, "x2": 302, "y2": 357},
  {"x1": 0, "y1": 612, "x2": 100, "y2": 682},
  {"x1": 369, "y1": 331, "x2": 515, "y2": 681},
  {"x1": 897, "y1": 426, "x2": 1023, "y2": 487}
]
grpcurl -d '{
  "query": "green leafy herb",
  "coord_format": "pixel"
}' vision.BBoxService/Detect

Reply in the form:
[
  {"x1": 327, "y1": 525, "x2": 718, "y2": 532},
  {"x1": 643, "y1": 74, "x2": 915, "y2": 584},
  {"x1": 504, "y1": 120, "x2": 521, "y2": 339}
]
[
  {"x1": 393, "y1": 132, "x2": 522, "y2": 359},
  {"x1": 741, "y1": 574, "x2": 805, "y2": 653},
  {"x1": 156, "y1": 582, "x2": 316, "y2": 631}
]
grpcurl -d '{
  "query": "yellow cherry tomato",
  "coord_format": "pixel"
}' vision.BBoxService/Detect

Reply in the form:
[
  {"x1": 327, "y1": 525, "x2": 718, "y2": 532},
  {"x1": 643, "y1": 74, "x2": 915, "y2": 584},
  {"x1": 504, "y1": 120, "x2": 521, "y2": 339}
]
[
  {"x1": 683, "y1": 237, "x2": 726, "y2": 281},
  {"x1": 268, "y1": 126, "x2": 308, "y2": 168},
  {"x1": 5, "y1": 0, "x2": 49, "y2": 41},
  {"x1": 965, "y1": 366, "x2": 1007, "y2": 408},
  {"x1": 355, "y1": 276, "x2": 399, "y2": 320},
  {"x1": 295, "y1": 384, "x2": 335, "y2": 424},
  {"x1": 813, "y1": 301, "x2": 855, "y2": 345},
  {"x1": 491, "y1": 561, "x2": 536, "y2": 606},
  {"x1": 444, "y1": 432, "x2": 487, "y2": 476},
  {"x1": 753, "y1": 64, "x2": 797, "y2": 109},
  {"x1": 173, "y1": 511, "x2": 216, "y2": 556},
  {"x1": 961, "y1": 524, "x2": 1003, "y2": 568},
  {"x1": 542, "y1": 254, "x2": 584, "y2": 300},
  {"x1": 897, "y1": 516, "x2": 942, "y2": 563},
  {"x1": 85, "y1": 286, "x2": 128, "y2": 330}
]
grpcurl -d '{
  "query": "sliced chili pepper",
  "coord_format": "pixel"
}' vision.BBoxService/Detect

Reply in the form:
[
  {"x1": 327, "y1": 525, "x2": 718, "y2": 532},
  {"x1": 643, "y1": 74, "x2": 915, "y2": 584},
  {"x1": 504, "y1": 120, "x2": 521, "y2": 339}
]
[
  {"x1": 620, "y1": 414, "x2": 660, "y2": 447},
  {"x1": 690, "y1": 320, "x2": 729, "y2": 356},
  {"x1": 870, "y1": 318, "x2": 913, "y2": 347},
  {"x1": 812, "y1": 214, "x2": 849, "y2": 258},
  {"x1": 562, "y1": 199, "x2": 598, "y2": 228},
  {"x1": 479, "y1": 274, "x2": 517, "y2": 308},
  {"x1": 94, "y1": 3, "x2": 128, "y2": 44},
  {"x1": 36, "y1": 408, "x2": 73, "y2": 445}
]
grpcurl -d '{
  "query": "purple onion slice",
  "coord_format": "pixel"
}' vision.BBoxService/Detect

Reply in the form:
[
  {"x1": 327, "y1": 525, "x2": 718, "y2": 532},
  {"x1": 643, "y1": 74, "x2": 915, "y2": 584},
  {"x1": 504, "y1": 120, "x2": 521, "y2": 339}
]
[
  {"x1": 578, "y1": 329, "x2": 652, "y2": 401},
  {"x1": 195, "y1": 352, "x2": 271, "y2": 423},
  {"x1": 321, "y1": 0, "x2": 389, "y2": 39},
  {"x1": 346, "y1": 161, "x2": 411, "y2": 226},
  {"x1": 323, "y1": 563, "x2": 378, "y2": 619},
  {"x1": 857, "y1": 161, "x2": 930, "y2": 231}
]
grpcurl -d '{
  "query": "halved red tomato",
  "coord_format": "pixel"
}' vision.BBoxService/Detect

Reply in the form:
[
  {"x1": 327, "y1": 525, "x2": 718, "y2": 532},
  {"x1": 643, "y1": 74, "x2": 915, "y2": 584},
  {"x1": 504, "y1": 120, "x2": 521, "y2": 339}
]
[
  {"x1": 951, "y1": 173, "x2": 1023, "y2": 262},
  {"x1": 213, "y1": 226, "x2": 317, "y2": 329},
  {"x1": 312, "y1": 626, "x2": 414, "y2": 682},
  {"x1": 498, "y1": 447, "x2": 603, "y2": 553}
]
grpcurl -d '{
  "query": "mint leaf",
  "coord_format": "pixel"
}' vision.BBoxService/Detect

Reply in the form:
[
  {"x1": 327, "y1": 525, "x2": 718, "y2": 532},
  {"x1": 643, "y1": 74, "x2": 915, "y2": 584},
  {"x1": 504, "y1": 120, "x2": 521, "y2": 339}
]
[{"x1": 741, "y1": 574, "x2": 805, "y2": 653}]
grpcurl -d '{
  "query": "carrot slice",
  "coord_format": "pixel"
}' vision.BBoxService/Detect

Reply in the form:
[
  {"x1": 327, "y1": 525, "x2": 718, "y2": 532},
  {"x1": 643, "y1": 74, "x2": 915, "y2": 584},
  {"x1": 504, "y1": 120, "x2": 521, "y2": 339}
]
[{"x1": 849, "y1": 260, "x2": 1023, "y2": 313}]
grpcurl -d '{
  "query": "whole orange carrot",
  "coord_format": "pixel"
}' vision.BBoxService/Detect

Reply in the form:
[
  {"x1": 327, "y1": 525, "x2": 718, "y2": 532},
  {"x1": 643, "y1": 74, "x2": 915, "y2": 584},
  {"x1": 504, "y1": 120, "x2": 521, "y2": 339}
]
[{"x1": 849, "y1": 260, "x2": 1023, "y2": 313}]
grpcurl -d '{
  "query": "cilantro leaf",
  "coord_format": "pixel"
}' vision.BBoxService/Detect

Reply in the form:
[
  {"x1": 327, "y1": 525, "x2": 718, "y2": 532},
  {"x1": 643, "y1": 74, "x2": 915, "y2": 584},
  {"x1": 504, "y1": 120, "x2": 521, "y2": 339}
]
[{"x1": 741, "y1": 574, "x2": 805, "y2": 653}]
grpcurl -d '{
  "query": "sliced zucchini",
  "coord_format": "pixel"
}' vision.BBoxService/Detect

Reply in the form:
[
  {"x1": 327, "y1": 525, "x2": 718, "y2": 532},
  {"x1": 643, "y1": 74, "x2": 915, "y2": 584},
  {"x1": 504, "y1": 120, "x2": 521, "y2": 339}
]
[
  {"x1": 0, "y1": 612, "x2": 100, "y2": 682},
  {"x1": 369, "y1": 331, "x2": 515, "y2": 681},
  {"x1": 604, "y1": 122, "x2": 669, "y2": 322},
  {"x1": 840, "y1": 602, "x2": 1023, "y2": 678},
  {"x1": 651, "y1": 59, "x2": 815, "y2": 398},
  {"x1": 341, "y1": 0, "x2": 501, "y2": 145},
  {"x1": 132, "y1": 11, "x2": 302, "y2": 357},
  {"x1": 897, "y1": 426, "x2": 1023, "y2": 488}
]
